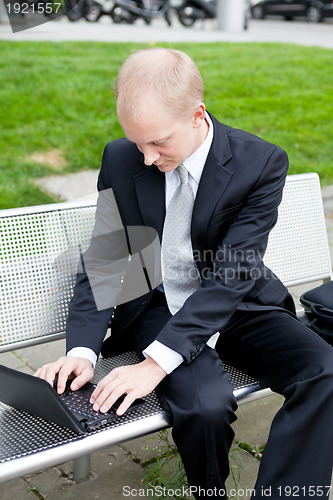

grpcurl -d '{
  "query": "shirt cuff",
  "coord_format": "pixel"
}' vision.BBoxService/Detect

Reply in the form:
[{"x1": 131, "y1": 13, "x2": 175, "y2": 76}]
[
  {"x1": 67, "y1": 347, "x2": 97, "y2": 369},
  {"x1": 206, "y1": 332, "x2": 220, "y2": 349},
  {"x1": 143, "y1": 340, "x2": 183, "y2": 374}
]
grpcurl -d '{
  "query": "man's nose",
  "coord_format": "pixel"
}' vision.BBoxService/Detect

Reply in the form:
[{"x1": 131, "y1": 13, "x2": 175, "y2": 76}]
[{"x1": 143, "y1": 147, "x2": 160, "y2": 166}]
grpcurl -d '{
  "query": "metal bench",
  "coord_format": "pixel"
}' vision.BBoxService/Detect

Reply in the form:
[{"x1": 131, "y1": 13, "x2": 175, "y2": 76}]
[{"x1": 0, "y1": 173, "x2": 332, "y2": 484}]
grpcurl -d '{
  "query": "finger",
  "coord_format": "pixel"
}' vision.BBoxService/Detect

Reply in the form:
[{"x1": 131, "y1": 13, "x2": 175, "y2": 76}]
[
  {"x1": 94, "y1": 386, "x2": 126, "y2": 413},
  {"x1": 41, "y1": 359, "x2": 66, "y2": 387},
  {"x1": 34, "y1": 366, "x2": 46, "y2": 379},
  {"x1": 70, "y1": 369, "x2": 93, "y2": 392},
  {"x1": 56, "y1": 362, "x2": 77, "y2": 394},
  {"x1": 90, "y1": 381, "x2": 105, "y2": 404},
  {"x1": 90, "y1": 373, "x2": 117, "y2": 404},
  {"x1": 34, "y1": 365, "x2": 51, "y2": 382},
  {"x1": 56, "y1": 358, "x2": 85, "y2": 393},
  {"x1": 116, "y1": 393, "x2": 136, "y2": 416},
  {"x1": 57, "y1": 357, "x2": 92, "y2": 393}
]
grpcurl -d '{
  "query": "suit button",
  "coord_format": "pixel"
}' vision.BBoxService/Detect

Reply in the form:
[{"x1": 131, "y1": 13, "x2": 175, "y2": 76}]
[
  {"x1": 196, "y1": 344, "x2": 202, "y2": 352},
  {"x1": 190, "y1": 352, "x2": 196, "y2": 360},
  {"x1": 142, "y1": 299, "x2": 147, "y2": 306}
]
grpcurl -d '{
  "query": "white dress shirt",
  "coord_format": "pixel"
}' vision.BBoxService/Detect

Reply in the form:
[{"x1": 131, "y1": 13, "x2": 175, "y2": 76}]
[{"x1": 67, "y1": 113, "x2": 214, "y2": 372}]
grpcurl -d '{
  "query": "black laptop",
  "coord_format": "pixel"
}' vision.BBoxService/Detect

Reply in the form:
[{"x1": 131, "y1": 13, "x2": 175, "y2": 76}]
[{"x1": 0, "y1": 365, "x2": 144, "y2": 434}]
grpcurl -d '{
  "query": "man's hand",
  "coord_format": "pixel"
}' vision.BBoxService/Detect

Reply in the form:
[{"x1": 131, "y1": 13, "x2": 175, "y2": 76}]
[
  {"x1": 34, "y1": 356, "x2": 94, "y2": 394},
  {"x1": 90, "y1": 357, "x2": 166, "y2": 416}
]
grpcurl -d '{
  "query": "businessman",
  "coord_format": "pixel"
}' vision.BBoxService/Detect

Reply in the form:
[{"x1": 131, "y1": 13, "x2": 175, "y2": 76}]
[{"x1": 36, "y1": 48, "x2": 333, "y2": 499}]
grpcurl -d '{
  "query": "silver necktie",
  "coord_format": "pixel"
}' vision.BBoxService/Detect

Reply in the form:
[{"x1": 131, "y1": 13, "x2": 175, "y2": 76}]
[{"x1": 161, "y1": 165, "x2": 200, "y2": 315}]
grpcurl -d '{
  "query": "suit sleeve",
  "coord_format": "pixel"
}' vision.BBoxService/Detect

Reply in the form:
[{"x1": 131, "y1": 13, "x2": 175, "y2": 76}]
[
  {"x1": 66, "y1": 146, "x2": 116, "y2": 356},
  {"x1": 155, "y1": 145, "x2": 289, "y2": 364}
]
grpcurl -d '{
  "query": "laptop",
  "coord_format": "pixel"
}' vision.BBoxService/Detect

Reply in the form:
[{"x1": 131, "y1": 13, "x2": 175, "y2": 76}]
[{"x1": 0, "y1": 364, "x2": 145, "y2": 434}]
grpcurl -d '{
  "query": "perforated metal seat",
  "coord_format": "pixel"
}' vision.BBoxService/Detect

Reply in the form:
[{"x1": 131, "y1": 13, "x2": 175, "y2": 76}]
[
  {"x1": 264, "y1": 174, "x2": 332, "y2": 287},
  {"x1": 0, "y1": 201, "x2": 96, "y2": 351},
  {"x1": 0, "y1": 173, "x2": 331, "y2": 483}
]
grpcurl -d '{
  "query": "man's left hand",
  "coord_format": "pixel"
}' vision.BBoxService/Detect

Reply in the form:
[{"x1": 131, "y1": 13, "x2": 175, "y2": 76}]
[{"x1": 90, "y1": 357, "x2": 166, "y2": 416}]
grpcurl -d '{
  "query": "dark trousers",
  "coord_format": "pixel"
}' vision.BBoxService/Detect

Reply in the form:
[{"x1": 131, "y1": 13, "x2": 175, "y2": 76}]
[{"x1": 131, "y1": 291, "x2": 333, "y2": 500}]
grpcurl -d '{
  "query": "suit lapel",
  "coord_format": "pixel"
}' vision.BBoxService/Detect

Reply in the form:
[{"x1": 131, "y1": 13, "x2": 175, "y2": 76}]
[
  {"x1": 191, "y1": 115, "x2": 234, "y2": 250},
  {"x1": 134, "y1": 164, "x2": 165, "y2": 241}
]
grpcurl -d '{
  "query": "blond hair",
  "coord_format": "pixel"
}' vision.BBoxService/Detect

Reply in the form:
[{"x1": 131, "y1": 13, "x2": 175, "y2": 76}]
[{"x1": 114, "y1": 48, "x2": 204, "y2": 119}]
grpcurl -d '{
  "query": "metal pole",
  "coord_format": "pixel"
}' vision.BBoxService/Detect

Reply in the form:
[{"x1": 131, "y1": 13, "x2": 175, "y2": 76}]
[
  {"x1": 73, "y1": 454, "x2": 91, "y2": 483},
  {"x1": 217, "y1": 0, "x2": 246, "y2": 31}
]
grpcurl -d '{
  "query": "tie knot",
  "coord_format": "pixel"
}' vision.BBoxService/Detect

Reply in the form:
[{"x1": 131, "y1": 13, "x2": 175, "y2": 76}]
[{"x1": 176, "y1": 164, "x2": 189, "y2": 185}]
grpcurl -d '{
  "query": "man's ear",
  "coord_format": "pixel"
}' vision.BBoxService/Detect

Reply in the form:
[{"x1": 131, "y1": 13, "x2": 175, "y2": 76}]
[{"x1": 192, "y1": 103, "x2": 206, "y2": 128}]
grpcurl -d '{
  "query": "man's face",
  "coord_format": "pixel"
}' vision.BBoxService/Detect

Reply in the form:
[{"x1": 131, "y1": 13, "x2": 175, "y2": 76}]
[{"x1": 117, "y1": 95, "x2": 206, "y2": 173}]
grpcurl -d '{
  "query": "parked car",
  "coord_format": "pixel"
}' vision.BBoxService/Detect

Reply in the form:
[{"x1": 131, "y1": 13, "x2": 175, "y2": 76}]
[{"x1": 250, "y1": 0, "x2": 333, "y2": 22}]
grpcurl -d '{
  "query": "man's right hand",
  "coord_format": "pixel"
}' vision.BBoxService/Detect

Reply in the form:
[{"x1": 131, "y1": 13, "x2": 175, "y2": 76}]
[{"x1": 34, "y1": 356, "x2": 94, "y2": 395}]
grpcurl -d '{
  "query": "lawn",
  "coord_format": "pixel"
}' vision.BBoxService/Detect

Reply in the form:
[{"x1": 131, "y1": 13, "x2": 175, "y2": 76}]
[{"x1": 0, "y1": 41, "x2": 332, "y2": 209}]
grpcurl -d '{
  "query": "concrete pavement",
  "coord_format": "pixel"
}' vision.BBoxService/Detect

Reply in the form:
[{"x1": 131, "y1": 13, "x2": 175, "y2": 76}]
[{"x1": 0, "y1": 14, "x2": 333, "y2": 47}]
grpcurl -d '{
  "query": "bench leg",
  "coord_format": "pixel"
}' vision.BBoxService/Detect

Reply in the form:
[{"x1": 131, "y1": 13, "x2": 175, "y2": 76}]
[{"x1": 73, "y1": 454, "x2": 91, "y2": 483}]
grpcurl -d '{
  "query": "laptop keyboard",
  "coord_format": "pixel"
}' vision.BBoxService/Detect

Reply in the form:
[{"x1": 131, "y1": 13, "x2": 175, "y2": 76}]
[{"x1": 58, "y1": 382, "x2": 122, "y2": 421}]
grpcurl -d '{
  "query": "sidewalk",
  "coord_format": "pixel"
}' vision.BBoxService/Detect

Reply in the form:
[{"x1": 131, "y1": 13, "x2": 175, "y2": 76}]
[
  {"x1": 1, "y1": 170, "x2": 333, "y2": 499},
  {"x1": 0, "y1": 14, "x2": 333, "y2": 47}
]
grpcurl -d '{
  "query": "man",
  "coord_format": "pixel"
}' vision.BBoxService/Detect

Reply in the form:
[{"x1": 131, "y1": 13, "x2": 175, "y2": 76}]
[{"x1": 36, "y1": 48, "x2": 333, "y2": 499}]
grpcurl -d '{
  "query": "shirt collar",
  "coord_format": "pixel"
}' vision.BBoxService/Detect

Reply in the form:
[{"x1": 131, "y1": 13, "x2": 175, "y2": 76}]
[
  {"x1": 183, "y1": 112, "x2": 213, "y2": 184},
  {"x1": 165, "y1": 112, "x2": 213, "y2": 185}
]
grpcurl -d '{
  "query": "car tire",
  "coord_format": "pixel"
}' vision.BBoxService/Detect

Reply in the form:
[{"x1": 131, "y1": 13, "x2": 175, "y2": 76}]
[
  {"x1": 177, "y1": 6, "x2": 196, "y2": 26},
  {"x1": 83, "y1": 0, "x2": 102, "y2": 21},
  {"x1": 306, "y1": 6, "x2": 322, "y2": 22},
  {"x1": 252, "y1": 5, "x2": 264, "y2": 20},
  {"x1": 66, "y1": 0, "x2": 86, "y2": 20},
  {"x1": 110, "y1": 5, "x2": 137, "y2": 23}
]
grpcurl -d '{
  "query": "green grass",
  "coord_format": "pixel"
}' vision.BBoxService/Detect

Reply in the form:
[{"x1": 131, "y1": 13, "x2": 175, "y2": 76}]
[
  {"x1": 0, "y1": 41, "x2": 332, "y2": 209},
  {"x1": 141, "y1": 431, "x2": 264, "y2": 500}
]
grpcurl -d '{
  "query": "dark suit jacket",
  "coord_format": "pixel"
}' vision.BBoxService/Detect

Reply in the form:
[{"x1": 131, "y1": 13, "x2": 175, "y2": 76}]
[{"x1": 66, "y1": 112, "x2": 295, "y2": 363}]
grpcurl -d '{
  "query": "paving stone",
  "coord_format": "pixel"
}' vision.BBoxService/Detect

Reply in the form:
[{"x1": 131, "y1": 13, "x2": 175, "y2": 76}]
[
  {"x1": 289, "y1": 281, "x2": 323, "y2": 303},
  {"x1": 14, "y1": 339, "x2": 66, "y2": 373},
  {"x1": 232, "y1": 394, "x2": 284, "y2": 447},
  {"x1": 0, "y1": 341, "x2": 66, "y2": 377},
  {"x1": 327, "y1": 229, "x2": 333, "y2": 244},
  {"x1": 36, "y1": 171, "x2": 98, "y2": 203},
  {"x1": 0, "y1": 351, "x2": 34, "y2": 374},
  {"x1": 120, "y1": 429, "x2": 174, "y2": 465},
  {"x1": 326, "y1": 216, "x2": 333, "y2": 230},
  {"x1": 0, "y1": 477, "x2": 33, "y2": 499},
  {"x1": 226, "y1": 449, "x2": 259, "y2": 500},
  {"x1": 24, "y1": 445, "x2": 148, "y2": 499}
]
